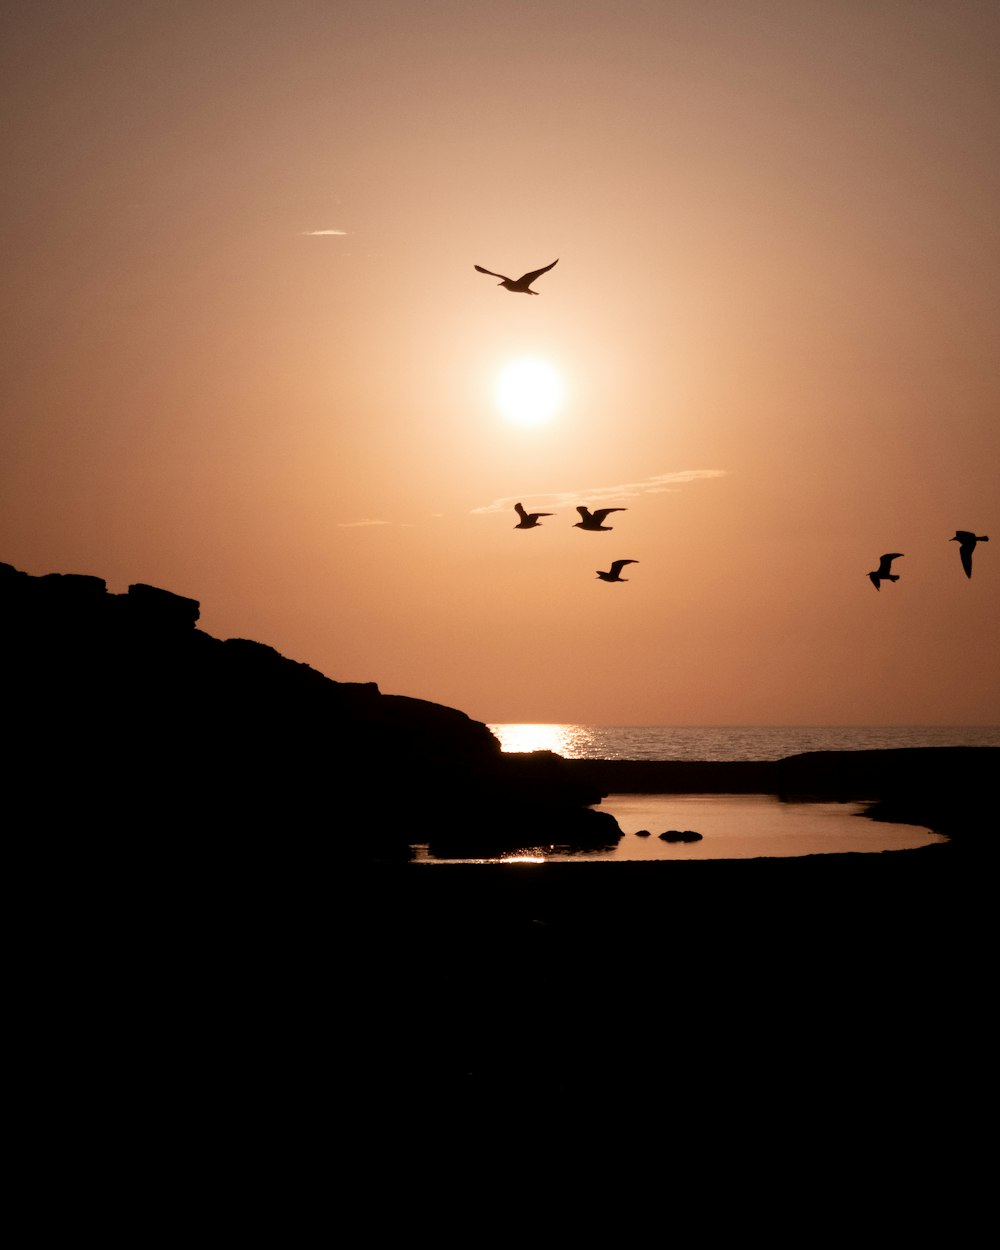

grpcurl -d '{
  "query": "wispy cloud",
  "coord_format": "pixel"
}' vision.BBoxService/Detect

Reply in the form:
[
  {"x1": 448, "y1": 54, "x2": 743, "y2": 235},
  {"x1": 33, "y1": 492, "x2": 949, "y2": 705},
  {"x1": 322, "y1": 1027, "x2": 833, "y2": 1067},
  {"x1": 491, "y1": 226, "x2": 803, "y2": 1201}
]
[
  {"x1": 337, "y1": 517, "x2": 391, "y2": 528},
  {"x1": 301, "y1": 229, "x2": 348, "y2": 236},
  {"x1": 471, "y1": 470, "x2": 727, "y2": 515}
]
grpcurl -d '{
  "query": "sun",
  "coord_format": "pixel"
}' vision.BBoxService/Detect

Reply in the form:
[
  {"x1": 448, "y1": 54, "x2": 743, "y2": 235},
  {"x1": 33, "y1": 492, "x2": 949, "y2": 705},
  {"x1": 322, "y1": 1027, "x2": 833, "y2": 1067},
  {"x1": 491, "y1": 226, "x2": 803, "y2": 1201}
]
[{"x1": 494, "y1": 358, "x2": 564, "y2": 427}]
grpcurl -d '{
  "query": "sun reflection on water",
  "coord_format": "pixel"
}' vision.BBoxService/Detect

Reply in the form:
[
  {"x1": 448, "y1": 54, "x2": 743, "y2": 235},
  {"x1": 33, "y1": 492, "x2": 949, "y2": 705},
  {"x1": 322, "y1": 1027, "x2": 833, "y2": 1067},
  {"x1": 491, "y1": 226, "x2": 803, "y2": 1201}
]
[{"x1": 488, "y1": 723, "x2": 582, "y2": 756}]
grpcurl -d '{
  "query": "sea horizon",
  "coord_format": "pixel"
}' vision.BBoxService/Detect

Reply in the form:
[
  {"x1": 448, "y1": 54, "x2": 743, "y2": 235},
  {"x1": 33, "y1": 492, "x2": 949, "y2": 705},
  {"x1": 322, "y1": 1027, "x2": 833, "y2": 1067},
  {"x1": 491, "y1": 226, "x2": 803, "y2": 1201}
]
[{"x1": 486, "y1": 723, "x2": 1000, "y2": 763}]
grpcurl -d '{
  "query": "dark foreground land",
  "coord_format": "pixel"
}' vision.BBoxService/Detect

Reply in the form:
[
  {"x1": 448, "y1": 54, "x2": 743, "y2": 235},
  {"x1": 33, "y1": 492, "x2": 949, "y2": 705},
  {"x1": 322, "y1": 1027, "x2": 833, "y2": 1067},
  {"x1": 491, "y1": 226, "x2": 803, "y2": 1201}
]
[
  {"x1": 342, "y1": 786, "x2": 990, "y2": 1181},
  {"x1": 22, "y1": 811, "x2": 989, "y2": 1215},
  {"x1": 342, "y1": 748, "x2": 994, "y2": 1144},
  {"x1": 17, "y1": 754, "x2": 993, "y2": 1215}
]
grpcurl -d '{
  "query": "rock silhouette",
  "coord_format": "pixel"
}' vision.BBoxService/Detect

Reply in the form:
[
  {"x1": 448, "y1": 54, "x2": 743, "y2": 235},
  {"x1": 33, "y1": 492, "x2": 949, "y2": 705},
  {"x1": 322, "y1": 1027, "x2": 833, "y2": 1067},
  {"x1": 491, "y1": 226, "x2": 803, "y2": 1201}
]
[{"x1": 1, "y1": 561, "x2": 618, "y2": 859}]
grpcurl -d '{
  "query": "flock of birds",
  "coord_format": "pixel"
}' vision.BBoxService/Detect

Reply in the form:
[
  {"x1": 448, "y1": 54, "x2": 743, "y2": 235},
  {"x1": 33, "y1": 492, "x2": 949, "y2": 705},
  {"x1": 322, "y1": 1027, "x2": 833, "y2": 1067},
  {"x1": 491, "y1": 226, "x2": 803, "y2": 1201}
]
[
  {"x1": 868, "y1": 532, "x2": 989, "y2": 590},
  {"x1": 477, "y1": 259, "x2": 990, "y2": 594},
  {"x1": 513, "y1": 502, "x2": 638, "y2": 581},
  {"x1": 478, "y1": 258, "x2": 639, "y2": 584}
]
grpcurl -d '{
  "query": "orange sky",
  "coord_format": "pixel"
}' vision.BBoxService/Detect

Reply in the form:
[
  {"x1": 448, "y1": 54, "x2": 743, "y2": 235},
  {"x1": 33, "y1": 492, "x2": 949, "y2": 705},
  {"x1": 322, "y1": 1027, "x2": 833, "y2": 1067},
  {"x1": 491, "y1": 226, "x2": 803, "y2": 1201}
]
[{"x1": 2, "y1": 1, "x2": 998, "y2": 725}]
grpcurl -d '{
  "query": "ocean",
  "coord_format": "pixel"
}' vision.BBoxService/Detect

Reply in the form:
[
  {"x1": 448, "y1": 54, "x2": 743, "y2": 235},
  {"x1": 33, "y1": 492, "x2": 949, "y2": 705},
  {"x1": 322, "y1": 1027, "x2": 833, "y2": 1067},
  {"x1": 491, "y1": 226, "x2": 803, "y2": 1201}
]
[{"x1": 486, "y1": 723, "x2": 1000, "y2": 762}]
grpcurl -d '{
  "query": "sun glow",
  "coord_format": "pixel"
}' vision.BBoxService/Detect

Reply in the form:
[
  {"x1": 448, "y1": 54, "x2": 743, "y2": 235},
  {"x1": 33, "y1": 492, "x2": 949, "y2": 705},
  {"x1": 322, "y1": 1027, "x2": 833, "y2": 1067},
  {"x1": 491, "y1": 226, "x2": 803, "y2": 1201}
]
[{"x1": 494, "y1": 358, "x2": 564, "y2": 427}]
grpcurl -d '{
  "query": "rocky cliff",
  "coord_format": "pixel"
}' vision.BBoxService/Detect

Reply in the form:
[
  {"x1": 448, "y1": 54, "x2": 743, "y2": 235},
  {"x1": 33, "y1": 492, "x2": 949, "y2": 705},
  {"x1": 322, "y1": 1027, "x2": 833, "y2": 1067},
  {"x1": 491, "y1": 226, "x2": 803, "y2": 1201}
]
[{"x1": 2, "y1": 562, "x2": 618, "y2": 858}]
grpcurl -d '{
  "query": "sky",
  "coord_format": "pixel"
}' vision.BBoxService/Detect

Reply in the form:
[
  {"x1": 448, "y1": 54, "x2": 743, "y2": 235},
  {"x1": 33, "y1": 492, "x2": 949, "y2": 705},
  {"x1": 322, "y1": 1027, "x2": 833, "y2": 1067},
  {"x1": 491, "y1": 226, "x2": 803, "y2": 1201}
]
[{"x1": 2, "y1": 0, "x2": 998, "y2": 726}]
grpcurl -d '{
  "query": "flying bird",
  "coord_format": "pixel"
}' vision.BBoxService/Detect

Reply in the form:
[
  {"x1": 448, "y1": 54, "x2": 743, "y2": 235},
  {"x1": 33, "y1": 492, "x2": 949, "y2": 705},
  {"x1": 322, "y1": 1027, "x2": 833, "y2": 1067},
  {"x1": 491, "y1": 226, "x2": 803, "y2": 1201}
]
[
  {"x1": 597, "y1": 560, "x2": 638, "y2": 583},
  {"x1": 574, "y1": 506, "x2": 626, "y2": 532},
  {"x1": 513, "y1": 502, "x2": 553, "y2": 529},
  {"x1": 868, "y1": 553, "x2": 903, "y2": 591},
  {"x1": 950, "y1": 531, "x2": 989, "y2": 579},
  {"x1": 474, "y1": 259, "x2": 558, "y2": 294}
]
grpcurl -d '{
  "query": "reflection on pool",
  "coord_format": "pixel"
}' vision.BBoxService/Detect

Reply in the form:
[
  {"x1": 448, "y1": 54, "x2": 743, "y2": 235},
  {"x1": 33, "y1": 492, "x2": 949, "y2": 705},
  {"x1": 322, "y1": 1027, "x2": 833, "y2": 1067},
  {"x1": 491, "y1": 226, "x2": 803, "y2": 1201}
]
[{"x1": 412, "y1": 793, "x2": 946, "y2": 863}]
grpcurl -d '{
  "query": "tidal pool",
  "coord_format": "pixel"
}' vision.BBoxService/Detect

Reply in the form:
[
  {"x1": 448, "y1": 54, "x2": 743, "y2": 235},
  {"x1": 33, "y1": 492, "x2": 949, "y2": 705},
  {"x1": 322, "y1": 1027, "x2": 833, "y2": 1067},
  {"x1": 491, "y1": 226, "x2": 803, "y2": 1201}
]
[{"x1": 412, "y1": 793, "x2": 946, "y2": 863}]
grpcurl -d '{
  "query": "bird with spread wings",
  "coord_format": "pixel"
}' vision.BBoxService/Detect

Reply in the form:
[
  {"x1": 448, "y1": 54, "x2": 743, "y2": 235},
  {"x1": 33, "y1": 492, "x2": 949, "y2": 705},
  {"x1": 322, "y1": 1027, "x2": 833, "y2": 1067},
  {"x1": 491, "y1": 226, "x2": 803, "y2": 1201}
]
[
  {"x1": 868, "y1": 552, "x2": 903, "y2": 590},
  {"x1": 513, "y1": 502, "x2": 553, "y2": 529},
  {"x1": 474, "y1": 259, "x2": 558, "y2": 294},
  {"x1": 597, "y1": 560, "x2": 638, "y2": 583},
  {"x1": 950, "y1": 531, "x2": 989, "y2": 579},
  {"x1": 575, "y1": 506, "x2": 626, "y2": 532}
]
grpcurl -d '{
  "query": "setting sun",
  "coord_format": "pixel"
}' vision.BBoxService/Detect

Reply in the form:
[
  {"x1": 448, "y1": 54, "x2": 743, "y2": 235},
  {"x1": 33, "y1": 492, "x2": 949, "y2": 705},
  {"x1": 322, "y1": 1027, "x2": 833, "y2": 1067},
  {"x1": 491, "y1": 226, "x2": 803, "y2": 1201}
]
[{"x1": 494, "y1": 358, "x2": 564, "y2": 428}]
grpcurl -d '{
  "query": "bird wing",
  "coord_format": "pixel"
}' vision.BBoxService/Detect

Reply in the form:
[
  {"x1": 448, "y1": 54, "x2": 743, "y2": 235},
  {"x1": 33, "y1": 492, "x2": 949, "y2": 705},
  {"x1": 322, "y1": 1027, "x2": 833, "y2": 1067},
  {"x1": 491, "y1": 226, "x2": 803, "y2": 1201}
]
[
  {"x1": 475, "y1": 265, "x2": 510, "y2": 281},
  {"x1": 877, "y1": 553, "x2": 903, "y2": 574},
  {"x1": 593, "y1": 508, "x2": 625, "y2": 523},
  {"x1": 576, "y1": 506, "x2": 592, "y2": 520},
  {"x1": 514, "y1": 502, "x2": 527, "y2": 518},
  {"x1": 518, "y1": 259, "x2": 558, "y2": 284},
  {"x1": 610, "y1": 560, "x2": 637, "y2": 574},
  {"x1": 960, "y1": 547, "x2": 973, "y2": 577}
]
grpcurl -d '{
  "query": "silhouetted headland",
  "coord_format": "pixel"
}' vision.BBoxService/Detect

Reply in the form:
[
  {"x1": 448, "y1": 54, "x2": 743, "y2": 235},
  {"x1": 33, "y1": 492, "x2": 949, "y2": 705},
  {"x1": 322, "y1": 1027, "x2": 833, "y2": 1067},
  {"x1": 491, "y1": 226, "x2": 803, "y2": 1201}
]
[{"x1": 2, "y1": 560, "x2": 616, "y2": 860}]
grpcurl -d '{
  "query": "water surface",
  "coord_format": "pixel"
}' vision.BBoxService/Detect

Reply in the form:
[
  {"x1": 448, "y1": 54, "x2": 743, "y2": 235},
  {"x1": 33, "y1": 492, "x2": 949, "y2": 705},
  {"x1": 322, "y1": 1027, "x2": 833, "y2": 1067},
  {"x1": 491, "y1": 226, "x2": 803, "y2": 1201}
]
[
  {"x1": 488, "y1": 723, "x2": 1000, "y2": 762},
  {"x1": 413, "y1": 793, "x2": 945, "y2": 863}
]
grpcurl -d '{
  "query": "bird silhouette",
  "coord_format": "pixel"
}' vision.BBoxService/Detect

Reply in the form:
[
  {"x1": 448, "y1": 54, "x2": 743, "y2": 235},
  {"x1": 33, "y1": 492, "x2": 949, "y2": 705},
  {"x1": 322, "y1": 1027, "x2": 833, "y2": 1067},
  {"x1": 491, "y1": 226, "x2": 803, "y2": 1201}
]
[
  {"x1": 574, "y1": 506, "x2": 626, "y2": 531},
  {"x1": 597, "y1": 559, "x2": 638, "y2": 582},
  {"x1": 950, "y1": 530, "x2": 989, "y2": 579},
  {"x1": 513, "y1": 502, "x2": 553, "y2": 529},
  {"x1": 868, "y1": 553, "x2": 903, "y2": 590},
  {"x1": 474, "y1": 259, "x2": 558, "y2": 294}
]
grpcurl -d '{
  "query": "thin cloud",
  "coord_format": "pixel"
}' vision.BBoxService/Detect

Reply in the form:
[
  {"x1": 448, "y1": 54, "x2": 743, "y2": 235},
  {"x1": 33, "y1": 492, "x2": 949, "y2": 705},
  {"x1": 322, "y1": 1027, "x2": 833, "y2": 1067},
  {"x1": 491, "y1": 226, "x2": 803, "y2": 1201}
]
[
  {"x1": 337, "y1": 518, "x2": 391, "y2": 528},
  {"x1": 301, "y1": 229, "x2": 348, "y2": 236},
  {"x1": 471, "y1": 470, "x2": 727, "y2": 515}
]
